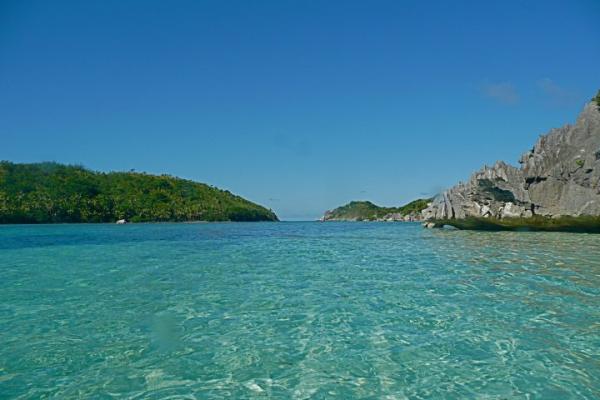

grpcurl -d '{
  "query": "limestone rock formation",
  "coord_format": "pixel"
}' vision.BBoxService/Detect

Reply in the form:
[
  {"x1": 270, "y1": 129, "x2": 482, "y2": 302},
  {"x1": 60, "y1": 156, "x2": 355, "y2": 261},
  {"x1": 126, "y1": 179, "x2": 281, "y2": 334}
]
[{"x1": 422, "y1": 98, "x2": 600, "y2": 221}]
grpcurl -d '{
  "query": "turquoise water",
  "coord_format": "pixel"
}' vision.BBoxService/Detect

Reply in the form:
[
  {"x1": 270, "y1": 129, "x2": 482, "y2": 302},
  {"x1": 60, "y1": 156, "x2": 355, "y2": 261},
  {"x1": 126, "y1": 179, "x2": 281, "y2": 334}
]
[{"x1": 0, "y1": 222, "x2": 599, "y2": 399}]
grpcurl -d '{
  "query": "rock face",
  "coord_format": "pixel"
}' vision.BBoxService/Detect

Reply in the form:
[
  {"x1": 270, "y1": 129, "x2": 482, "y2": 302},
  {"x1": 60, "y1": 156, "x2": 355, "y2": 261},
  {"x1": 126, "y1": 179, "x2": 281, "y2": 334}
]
[
  {"x1": 422, "y1": 99, "x2": 600, "y2": 220},
  {"x1": 380, "y1": 212, "x2": 422, "y2": 222}
]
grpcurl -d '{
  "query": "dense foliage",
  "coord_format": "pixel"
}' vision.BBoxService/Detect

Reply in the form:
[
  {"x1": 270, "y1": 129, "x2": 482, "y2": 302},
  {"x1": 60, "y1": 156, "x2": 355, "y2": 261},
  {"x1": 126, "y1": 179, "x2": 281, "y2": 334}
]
[
  {"x1": 397, "y1": 198, "x2": 431, "y2": 215},
  {"x1": 433, "y1": 216, "x2": 600, "y2": 233},
  {"x1": 594, "y1": 89, "x2": 600, "y2": 111},
  {"x1": 0, "y1": 162, "x2": 278, "y2": 223},
  {"x1": 324, "y1": 198, "x2": 432, "y2": 221}
]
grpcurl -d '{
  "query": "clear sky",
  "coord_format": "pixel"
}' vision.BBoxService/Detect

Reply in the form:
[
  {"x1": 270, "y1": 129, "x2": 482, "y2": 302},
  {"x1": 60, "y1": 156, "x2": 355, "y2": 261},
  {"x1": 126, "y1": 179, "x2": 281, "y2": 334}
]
[{"x1": 1, "y1": 1, "x2": 599, "y2": 220}]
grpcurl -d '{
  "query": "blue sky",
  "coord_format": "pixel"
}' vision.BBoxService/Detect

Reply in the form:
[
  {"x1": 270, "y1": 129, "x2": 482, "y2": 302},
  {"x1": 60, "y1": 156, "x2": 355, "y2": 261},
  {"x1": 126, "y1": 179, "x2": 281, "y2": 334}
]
[{"x1": 1, "y1": 1, "x2": 599, "y2": 220}]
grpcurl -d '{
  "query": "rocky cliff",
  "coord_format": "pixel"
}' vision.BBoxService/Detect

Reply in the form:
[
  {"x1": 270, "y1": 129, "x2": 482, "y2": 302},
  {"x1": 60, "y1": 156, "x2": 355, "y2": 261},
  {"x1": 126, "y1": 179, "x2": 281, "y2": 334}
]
[{"x1": 422, "y1": 96, "x2": 600, "y2": 222}]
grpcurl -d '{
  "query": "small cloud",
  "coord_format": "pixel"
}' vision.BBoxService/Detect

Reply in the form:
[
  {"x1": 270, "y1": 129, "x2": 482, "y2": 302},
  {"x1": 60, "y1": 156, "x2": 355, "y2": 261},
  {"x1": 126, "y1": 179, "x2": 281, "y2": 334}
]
[
  {"x1": 537, "y1": 78, "x2": 577, "y2": 106},
  {"x1": 481, "y1": 82, "x2": 519, "y2": 105}
]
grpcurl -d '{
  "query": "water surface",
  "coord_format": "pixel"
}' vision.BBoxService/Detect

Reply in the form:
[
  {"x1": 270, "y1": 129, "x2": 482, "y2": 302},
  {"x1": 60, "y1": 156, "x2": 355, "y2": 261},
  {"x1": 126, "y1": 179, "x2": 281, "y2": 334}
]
[{"x1": 0, "y1": 222, "x2": 599, "y2": 399}]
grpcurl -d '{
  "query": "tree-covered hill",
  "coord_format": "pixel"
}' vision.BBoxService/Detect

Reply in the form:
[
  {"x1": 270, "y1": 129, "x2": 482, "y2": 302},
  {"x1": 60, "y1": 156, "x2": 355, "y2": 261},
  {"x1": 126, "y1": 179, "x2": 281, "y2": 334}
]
[
  {"x1": 322, "y1": 198, "x2": 431, "y2": 221},
  {"x1": 0, "y1": 162, "x2": 278, "y2": 223}
]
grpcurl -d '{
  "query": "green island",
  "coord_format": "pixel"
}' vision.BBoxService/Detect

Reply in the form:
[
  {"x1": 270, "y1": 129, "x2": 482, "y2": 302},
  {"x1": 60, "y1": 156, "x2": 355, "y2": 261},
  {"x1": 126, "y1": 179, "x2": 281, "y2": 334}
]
[
  {"x1": 322, "y1": 199, "x2": 431, "y2": 221},
  {"x1": 0, "y1": 162, "x2": 278, "y2": 223}
]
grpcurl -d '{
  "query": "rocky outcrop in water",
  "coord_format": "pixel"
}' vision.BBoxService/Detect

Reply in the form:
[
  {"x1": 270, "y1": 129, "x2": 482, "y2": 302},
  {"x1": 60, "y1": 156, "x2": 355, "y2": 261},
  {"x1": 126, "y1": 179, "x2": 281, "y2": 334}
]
[{"x1": 422, "y1": 97, "x2": 600, "y2": 221}]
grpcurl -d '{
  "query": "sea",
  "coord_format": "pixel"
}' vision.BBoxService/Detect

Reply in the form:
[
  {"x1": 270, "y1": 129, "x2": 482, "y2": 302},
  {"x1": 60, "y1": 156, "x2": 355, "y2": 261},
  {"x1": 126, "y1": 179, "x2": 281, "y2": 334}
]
[{"x1": 0, "y1": 222, "x2": 598, "y2": 399}]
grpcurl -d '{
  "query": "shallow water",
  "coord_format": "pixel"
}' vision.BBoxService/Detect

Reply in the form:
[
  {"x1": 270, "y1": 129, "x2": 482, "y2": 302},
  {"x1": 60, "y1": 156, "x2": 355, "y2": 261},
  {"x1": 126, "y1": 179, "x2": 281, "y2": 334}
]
[{"x1": 0, "y1": 222, "x2": 599, "y2": 399}]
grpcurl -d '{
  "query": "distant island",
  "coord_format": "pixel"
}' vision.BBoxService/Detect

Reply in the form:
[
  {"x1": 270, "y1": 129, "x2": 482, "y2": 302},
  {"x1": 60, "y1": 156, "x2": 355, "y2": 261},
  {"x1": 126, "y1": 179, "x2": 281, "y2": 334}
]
[
  {"x1": 321, "y1": 198, "x2": 431, "y2": 222},
  {"x1": 422, "y1": 90, "x2": 600, "y2": 232},
  {"x1": 0, "y1": 162, "x2": 278, "y2": 223}
]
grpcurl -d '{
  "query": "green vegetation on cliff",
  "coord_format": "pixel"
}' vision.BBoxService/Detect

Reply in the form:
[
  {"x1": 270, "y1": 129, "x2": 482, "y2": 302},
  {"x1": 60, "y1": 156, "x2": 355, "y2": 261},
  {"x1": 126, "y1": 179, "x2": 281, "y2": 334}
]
[
  {"x1": 432, "y1": 216, "x2": 600, "y2": 233},
  {"x1": 0, "y1": 162, "x2": 278, "y2": 223},
  {"x1": 323, "y1": 198, "x2": 431, "y2": 221},
  {"x1": 594, "y1": 89, "x2": 600, "y2": 111},
  {"x1": 397, "y1": 198, "x2": 431, "y2": 215}
]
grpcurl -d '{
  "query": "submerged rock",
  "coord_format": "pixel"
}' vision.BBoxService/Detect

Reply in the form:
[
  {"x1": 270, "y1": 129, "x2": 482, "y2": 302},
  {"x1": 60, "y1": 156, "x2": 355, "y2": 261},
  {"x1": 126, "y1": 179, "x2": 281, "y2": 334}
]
[{"x1": 422, "y1": 97, "x2": 600, "y2": 221}]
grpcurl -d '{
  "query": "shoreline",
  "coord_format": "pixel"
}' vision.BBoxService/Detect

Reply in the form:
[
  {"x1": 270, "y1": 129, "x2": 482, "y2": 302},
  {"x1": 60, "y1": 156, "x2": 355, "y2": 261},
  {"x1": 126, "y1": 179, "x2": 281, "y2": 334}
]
[{"x1": 427, "y1": 215, "x2": 600, "y2": 233}]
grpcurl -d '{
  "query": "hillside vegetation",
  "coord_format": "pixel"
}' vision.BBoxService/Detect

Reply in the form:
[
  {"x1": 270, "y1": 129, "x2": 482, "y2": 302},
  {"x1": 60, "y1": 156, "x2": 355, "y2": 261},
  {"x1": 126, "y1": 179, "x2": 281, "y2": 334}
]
[
  {"x1": 0, "y1": 162, "x2": 278, "y2": 223},
  {"x1": 322, "y1": 198, "x2": 431, "y2": 221}
]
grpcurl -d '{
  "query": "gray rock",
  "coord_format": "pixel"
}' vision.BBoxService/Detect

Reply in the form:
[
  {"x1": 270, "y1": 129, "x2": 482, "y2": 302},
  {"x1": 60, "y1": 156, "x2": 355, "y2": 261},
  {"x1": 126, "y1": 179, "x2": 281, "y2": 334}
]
[{"x1": 422, "y1": 100, "x2": 600, "y2": 221}]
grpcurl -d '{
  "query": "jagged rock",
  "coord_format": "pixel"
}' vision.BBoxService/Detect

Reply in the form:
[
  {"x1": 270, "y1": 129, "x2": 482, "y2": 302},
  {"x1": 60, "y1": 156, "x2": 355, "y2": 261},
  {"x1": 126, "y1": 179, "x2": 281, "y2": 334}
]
[
  {"x1": 422, "y1": 99, "x2": 600, "y2": 221},
  {"x1": 380, "y1": 212, "x2": 421, "y2": 222}
]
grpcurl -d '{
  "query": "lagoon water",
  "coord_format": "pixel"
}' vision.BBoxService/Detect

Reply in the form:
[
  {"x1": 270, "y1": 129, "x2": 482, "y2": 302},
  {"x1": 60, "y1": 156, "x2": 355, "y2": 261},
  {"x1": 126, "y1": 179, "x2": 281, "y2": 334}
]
[{"x1": 0, "y1": 222, "x2": 599, "y2": 399}]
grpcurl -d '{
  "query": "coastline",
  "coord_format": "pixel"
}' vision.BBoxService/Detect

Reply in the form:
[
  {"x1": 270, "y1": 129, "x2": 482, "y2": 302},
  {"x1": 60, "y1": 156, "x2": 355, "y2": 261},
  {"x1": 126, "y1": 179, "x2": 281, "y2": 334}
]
[{"x1": 427, "y1": 216, "x2": 600, "y2": 233}]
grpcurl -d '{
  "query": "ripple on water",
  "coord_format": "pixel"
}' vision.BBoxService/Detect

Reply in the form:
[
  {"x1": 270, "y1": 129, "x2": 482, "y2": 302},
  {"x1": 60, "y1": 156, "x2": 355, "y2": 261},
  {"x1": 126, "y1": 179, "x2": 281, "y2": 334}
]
[{"x1": 0, "y1": 222, "x2": 599, "y2": 399}]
